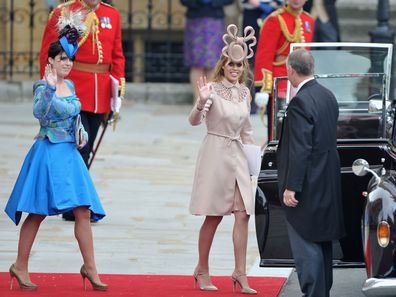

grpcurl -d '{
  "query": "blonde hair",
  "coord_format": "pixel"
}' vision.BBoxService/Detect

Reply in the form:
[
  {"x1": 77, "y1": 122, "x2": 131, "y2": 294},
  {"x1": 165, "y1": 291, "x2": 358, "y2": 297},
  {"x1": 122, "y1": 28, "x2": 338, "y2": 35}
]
[{"x1": 212, "y1": 55, "x2": 250, "y2": 84}]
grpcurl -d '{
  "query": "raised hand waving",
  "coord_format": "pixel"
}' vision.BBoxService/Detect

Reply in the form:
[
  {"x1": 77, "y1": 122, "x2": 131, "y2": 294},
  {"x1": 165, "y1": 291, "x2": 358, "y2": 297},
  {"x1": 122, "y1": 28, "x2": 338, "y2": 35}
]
[
  {"x1": 44, "y1": 63, "x2": 57, "y2": 88},
  {"x1": 197, "y1": 76, "x2": 213, "y2": 109}
]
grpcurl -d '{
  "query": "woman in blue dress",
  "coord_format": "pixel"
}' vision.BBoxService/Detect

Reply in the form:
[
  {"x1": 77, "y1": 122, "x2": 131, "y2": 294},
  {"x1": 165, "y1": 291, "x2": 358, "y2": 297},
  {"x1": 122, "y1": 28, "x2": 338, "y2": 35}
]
[{"x1": 5, "y1": 22, "x2": 108, "y2": 291}]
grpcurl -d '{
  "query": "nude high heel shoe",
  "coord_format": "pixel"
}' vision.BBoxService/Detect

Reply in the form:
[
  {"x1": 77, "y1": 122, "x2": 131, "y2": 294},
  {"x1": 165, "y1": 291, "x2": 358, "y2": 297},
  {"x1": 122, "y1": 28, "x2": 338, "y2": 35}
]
[
  {"x1": 231, "y1": 272, "x2": 257, "y2": 295},
  {"x1": 9, "y1": 264, "x2": 38, "y2": 291},
  {"x1": 80, "y1": 264, "x2": 108, "y2": 291},
  {"x1": 193, "y1": 270, "x2": 218, "y2": 291}
]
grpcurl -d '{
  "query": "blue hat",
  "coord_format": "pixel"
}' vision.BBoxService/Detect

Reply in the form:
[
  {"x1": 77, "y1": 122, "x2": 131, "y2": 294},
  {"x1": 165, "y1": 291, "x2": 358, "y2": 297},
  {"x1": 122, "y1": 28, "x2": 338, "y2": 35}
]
[
  {"x1": 57, "y1": 8, "x2": 87, "y2": 58},
  {"x1": 59, "y1": 36, "x2": 78, "y2": 58}
]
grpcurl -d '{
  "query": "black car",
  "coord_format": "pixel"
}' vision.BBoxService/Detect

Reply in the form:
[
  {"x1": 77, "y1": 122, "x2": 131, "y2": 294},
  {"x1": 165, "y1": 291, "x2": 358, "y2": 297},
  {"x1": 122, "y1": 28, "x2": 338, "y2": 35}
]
[
  {"x1": 351, "y1": 157, "x2": 396, "y2": 296},
  {"x1": 254, "y1": 42, "x2": 394, "y2": 295}
]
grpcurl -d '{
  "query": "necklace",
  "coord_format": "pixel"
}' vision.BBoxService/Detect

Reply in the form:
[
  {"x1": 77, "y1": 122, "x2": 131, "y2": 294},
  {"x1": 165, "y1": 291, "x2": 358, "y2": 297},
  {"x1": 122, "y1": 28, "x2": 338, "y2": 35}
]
[{"x1": 213, "y1": 82, "x2": 248, "y2": 103}]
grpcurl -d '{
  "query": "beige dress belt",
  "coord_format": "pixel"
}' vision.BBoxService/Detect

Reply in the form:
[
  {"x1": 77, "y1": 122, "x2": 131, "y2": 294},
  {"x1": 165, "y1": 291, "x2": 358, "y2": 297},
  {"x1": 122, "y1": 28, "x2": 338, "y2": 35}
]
[{"x1": 207, "y1": 131, "x2": 243, "y2": 146}]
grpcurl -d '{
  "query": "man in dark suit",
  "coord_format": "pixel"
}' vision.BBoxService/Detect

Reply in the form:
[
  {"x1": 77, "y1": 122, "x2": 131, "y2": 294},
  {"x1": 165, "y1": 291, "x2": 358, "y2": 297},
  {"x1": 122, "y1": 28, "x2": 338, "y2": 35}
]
[{"x1": 277, "y1": 48, "x2": 345, "y2": 297}]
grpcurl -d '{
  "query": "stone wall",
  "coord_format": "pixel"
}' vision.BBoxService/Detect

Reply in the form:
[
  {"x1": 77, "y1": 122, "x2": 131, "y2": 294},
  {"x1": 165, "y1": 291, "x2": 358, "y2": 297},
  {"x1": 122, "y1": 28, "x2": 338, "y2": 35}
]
[
  {"x1": 2, "y1": 0, "x2": 396, "y2": 104},
  {"x1": 337, "y1": 0, "x2": 396, "y2": 42}
]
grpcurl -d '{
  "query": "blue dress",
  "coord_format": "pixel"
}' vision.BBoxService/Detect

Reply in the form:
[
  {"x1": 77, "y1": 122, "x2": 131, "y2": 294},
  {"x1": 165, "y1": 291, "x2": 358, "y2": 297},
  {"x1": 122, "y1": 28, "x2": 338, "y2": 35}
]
[{"x1": 5, "y1": 80, "x2": 105, "y2": 225}]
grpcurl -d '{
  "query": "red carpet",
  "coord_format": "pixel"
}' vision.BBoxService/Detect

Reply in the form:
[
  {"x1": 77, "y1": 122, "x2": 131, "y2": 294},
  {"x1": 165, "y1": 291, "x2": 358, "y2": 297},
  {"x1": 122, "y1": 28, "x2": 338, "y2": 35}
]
[{"x1": 0, "y1": 273, "x2": 286, "y2": 296}]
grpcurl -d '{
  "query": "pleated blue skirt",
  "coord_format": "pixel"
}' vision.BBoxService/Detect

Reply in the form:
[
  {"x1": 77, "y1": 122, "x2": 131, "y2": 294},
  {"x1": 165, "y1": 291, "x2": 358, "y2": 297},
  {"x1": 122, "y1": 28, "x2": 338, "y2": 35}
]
[{"x1": 5, "y1": 138, "x2": 106, "y2": 225}]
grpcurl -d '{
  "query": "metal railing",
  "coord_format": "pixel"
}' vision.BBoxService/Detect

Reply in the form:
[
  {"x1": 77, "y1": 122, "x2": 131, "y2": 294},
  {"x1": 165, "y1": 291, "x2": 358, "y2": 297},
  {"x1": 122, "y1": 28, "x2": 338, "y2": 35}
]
[{"x1": 0, "y1": 0, "x2": 189, "y2": 83}]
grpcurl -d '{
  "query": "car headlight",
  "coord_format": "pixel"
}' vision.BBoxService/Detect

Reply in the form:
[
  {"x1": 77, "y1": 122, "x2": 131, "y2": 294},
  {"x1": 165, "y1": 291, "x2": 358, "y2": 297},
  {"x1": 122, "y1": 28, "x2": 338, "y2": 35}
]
[{"x1": 377, "y1": 221, "x2": 390, "y2": 247}]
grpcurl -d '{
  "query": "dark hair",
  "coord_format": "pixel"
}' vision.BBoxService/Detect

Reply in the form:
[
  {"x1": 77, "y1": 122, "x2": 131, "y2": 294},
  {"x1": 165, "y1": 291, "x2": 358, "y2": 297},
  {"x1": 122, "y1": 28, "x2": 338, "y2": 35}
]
[
  {"x1": 287, "y1": 48, "x2": 314, "y2": 76},
  {"x1": 48, "y1": 40, "x2": 75, "y2": 61}
]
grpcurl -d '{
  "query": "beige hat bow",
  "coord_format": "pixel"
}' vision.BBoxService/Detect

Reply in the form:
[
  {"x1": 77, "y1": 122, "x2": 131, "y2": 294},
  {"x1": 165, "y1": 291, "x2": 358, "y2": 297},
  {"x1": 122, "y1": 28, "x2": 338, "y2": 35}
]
[{"x1": 222, "y1": 24, "x2": 256, "y2": 63}]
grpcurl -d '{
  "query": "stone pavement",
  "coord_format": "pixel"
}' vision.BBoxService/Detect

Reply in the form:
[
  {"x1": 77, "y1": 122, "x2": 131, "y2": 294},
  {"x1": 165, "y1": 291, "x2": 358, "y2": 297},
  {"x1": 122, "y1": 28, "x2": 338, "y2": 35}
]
[{"x1": 0, "y1": 100, "x2": 273, "y2": 277}]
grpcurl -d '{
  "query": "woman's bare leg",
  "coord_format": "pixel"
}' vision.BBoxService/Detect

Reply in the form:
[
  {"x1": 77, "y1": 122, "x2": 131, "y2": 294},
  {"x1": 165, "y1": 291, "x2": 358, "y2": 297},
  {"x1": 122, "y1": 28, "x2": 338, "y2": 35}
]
[
  {"x1": 195, "y1": 215, "x2": 223, "y2": 286},
  {"x1": 233, "y1": 210, "x2": 251, "y2": 288},
  {"x1": 73, "y1": 207, "x2": 102, "y2": 283},
  {"x1": 14, "y1": 214, "x2": 46, "y2": 282}
]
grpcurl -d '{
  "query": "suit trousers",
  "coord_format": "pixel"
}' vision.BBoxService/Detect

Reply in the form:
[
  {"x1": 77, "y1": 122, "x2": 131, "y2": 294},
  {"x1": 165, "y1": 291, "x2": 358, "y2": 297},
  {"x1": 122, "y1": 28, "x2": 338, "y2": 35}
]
[{"x1": 286, "y1": 221, "x2": 333, "y2": 297}]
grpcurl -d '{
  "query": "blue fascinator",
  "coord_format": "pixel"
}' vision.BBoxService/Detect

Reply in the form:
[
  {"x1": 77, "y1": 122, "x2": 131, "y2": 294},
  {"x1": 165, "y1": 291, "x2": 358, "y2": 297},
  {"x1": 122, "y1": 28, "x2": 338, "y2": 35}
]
[{"x1": 57, "y1": 9, "x2": 87, "y2": 58}]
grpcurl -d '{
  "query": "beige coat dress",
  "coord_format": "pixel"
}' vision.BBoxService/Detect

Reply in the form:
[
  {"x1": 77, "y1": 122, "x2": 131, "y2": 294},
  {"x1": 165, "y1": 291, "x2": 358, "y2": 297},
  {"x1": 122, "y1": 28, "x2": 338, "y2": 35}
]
[{"x1": 189, "y1": 79, "x2": 255, "y2": 216}]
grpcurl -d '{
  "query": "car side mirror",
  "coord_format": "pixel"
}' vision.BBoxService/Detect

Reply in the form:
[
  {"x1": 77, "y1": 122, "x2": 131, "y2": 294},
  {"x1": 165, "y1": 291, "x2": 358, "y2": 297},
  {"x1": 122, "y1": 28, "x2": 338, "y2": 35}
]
[
  {"x1": 352, "y1": 159, "x2": 369, "y2": 176},
  {"x1": 352, "y1": 158, "x2": 381, "y2": 183}
]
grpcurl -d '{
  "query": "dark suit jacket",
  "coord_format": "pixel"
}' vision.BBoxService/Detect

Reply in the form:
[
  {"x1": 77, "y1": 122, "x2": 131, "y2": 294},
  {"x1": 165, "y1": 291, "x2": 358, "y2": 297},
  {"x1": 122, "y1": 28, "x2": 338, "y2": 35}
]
[{"x1": 277, "y1": 79, "x2": 345, "y2": 242}]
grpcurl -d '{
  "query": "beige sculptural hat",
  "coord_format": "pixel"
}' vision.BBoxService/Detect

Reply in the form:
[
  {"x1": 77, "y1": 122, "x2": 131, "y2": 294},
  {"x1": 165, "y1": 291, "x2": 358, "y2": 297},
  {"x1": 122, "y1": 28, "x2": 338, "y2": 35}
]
[{"x1": 222, "y1": 24, "x2": 256, "y2": 63}]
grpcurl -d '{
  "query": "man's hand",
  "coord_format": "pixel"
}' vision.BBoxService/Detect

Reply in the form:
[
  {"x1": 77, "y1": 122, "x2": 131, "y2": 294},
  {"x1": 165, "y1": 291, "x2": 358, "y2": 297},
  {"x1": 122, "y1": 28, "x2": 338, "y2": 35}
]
[
  {"x1": 109, "y1": 96, "x2": 123, "y2": 131},
  {"x1": 111, "y1": 96, "x2": 122, "y2": 113},
  {"x1": 283, "y1": 189, "x2": 298, "y2": 207},
  {"x1": 254, "y1": 92, "x2": 269, "y2": 108}
]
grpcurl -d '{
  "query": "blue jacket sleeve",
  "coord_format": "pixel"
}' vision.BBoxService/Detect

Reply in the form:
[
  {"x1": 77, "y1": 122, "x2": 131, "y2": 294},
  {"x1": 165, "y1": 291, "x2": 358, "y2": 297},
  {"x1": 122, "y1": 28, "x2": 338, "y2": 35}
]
[{"x1": 33, "y1": 80, "x2": 56, "y2": 120}]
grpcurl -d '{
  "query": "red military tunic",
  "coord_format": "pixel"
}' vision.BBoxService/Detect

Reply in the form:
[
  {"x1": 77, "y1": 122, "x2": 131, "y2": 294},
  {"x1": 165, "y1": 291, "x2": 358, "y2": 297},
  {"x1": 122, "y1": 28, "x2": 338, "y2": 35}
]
[
  {"x1": 254, "y1": 5, "x2": 314, "y2": 96},
  {"x1": 40, "y1": 0, "x2": 125, "y2": 114}
]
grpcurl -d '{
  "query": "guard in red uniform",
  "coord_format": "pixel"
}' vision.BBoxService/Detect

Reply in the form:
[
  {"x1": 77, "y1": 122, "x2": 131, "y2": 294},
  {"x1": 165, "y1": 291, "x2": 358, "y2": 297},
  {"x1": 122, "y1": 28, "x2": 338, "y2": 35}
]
[
  {"x1": 254, "y1": 0, "x2": 314, "y2": 141},
  {"x1": 40, "y1": 0, "x2": 125, "y2": 162},
  {"x1": 40, "y1": 0, "x2": 125, "y2": 221}
]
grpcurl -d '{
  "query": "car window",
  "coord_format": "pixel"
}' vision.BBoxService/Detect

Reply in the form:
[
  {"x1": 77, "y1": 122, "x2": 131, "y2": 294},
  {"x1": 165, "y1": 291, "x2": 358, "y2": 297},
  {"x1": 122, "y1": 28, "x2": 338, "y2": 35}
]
[
  {"x1": 290, "y1": 43, "x2": 392, "y2": 103},
  {"x1": 272, "y1": 43, "x2": 392, "y2": 141}
]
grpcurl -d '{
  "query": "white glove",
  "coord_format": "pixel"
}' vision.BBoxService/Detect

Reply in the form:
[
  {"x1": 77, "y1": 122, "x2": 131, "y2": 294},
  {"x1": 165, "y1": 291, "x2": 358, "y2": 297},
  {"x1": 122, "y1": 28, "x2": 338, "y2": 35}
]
[
  {"x1": 254, "y1": 92, "x2": 269, "y2": 108},
  {"x1": 111, "y1": 96, "x2": 122, "y2": 113},
  {"x1": 203, "y1": 99, "x2": 213, "y2": 112}
]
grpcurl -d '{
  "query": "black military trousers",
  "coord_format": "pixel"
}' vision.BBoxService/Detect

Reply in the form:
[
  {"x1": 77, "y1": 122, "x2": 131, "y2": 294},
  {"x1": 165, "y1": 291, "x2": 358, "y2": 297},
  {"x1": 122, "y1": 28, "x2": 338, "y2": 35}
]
[
  {"x1": 62, "y1": 111, "x2": 104, "y2": 221},
  {"x1": 79, "y1": 111, "x2": 105, "y2": 166}
]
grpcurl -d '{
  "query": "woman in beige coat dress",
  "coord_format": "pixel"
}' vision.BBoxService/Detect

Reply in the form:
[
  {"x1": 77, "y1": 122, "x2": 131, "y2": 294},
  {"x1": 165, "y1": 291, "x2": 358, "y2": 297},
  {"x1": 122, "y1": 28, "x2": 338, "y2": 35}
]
[{"x1": 189, "y1": 24, "x2": 257, "y2": 294}]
